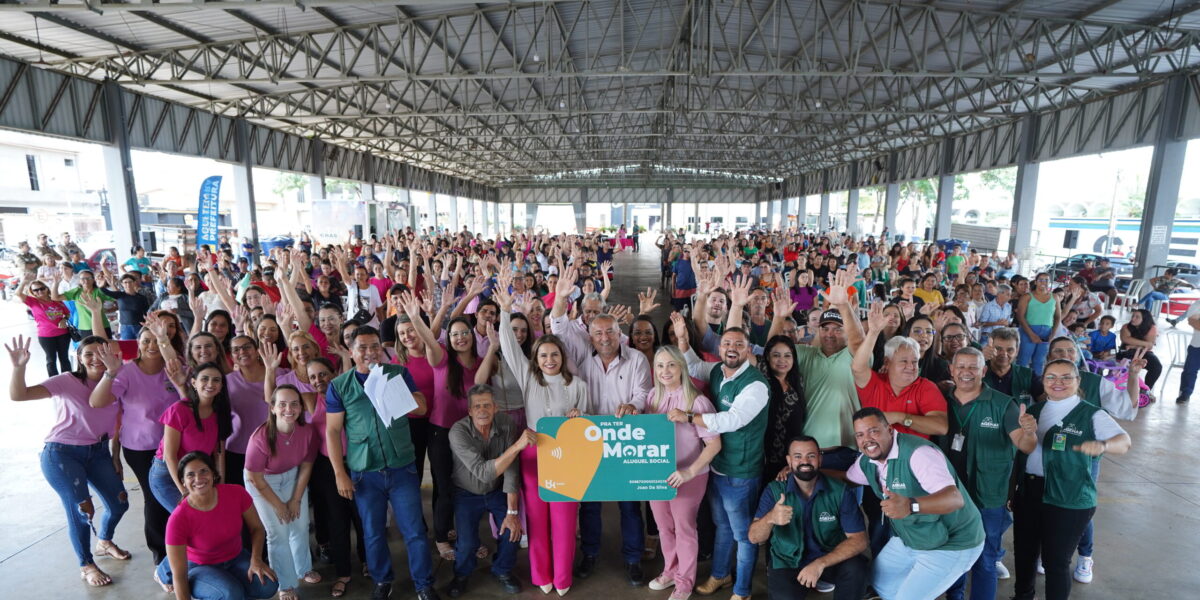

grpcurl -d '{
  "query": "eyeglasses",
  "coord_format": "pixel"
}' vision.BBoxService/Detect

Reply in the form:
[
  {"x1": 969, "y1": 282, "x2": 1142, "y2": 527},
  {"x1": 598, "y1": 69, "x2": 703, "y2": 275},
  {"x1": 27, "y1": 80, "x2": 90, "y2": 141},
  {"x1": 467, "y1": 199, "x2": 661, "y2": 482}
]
[
  {"x1": 942, "y1": 334, "x2": 966, "y2": 342},
  {"x1": 30, "y1": 287, "x2": 48, "y2": 292},
  {"x1": 1043, "y1": 374, "x2": 1077, "y2": 383}
]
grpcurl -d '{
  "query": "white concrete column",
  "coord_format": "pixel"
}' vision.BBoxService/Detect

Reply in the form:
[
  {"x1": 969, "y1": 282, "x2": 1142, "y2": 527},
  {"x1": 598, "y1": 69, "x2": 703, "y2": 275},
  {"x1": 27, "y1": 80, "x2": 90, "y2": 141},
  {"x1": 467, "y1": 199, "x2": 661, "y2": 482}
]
[
  {"x1": 449, "y1": 195, "x2": 459, "y2": 231},
  {"x1": 819, "y1": 193, "x2": 831, "y2": 231},
  {"x1": 101, "y1": 145, "x2": 137, "y2": 263},
  {"x1": 847, "y1": 189, "x2": 860, "y2": 237},
  {"x1": 360, "y1": 183, "x2": 375, "y2": 239}
]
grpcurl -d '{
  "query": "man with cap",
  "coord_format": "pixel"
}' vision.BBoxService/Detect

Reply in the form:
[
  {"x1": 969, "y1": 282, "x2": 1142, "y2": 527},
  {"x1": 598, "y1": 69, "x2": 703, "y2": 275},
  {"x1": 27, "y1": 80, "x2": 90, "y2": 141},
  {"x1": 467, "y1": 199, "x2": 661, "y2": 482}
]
[{"x1": 1088, "y1": 257, "x2": 1118, "y2": 304}]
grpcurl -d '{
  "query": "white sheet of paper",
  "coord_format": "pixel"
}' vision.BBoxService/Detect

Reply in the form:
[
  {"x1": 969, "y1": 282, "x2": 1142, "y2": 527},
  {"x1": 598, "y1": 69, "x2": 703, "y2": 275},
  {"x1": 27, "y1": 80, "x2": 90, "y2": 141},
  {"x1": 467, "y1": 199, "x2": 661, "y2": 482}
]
[{"x1": 364, "y1": 364, "x2": 418, "y2": 425}]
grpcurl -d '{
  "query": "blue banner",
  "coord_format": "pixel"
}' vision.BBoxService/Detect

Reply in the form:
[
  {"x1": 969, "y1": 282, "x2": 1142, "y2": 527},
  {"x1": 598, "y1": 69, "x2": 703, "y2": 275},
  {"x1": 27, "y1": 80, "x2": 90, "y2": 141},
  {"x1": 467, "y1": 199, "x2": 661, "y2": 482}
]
[{"x1": 196, "y1": 175, "x2": 222, "y2": 249}]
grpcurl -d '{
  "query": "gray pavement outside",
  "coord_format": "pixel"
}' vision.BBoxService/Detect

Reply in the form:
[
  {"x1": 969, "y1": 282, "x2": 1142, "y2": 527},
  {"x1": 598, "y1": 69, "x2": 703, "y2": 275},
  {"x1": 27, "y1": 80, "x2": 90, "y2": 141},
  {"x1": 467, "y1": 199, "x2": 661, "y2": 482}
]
[{"x1": 1, "y1": 241, "x2": 1198, "y2": 599}]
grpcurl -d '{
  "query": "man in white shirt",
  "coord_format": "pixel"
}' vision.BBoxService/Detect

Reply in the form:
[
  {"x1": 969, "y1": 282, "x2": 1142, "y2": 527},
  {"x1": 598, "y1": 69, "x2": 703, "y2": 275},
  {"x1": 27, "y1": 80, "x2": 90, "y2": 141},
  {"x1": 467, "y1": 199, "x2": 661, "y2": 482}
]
[
  {"x1": 344, "y1": 263, "x2": 384, "y2": 328},
  {"x1": 1175, "y1": 298, "x2": 1200, "y2": 404}
]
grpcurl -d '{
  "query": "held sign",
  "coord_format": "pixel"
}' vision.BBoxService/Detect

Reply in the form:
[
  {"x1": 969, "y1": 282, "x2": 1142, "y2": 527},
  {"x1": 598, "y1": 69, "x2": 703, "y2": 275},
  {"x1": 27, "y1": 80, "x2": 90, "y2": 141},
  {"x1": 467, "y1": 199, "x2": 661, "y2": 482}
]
[{"x1": 536, "y1": 414, "x2": 677, "y2": 502}]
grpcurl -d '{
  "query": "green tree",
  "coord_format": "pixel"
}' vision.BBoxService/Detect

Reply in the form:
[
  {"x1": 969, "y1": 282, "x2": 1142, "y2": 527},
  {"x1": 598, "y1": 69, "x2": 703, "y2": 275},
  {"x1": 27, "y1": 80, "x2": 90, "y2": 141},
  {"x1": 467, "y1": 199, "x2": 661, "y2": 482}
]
[{"x1": 272, "y1": 172, "x2": 307, "y2": 201}]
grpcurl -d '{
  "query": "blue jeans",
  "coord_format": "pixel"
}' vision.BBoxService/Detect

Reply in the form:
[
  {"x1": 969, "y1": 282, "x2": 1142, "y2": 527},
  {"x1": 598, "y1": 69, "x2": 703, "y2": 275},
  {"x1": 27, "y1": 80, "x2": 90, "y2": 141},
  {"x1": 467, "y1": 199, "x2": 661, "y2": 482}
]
[
  {"x1": 352, "y1": 463, "x2": 434, "y2": 590},
  {"x1": 155, "y1": 549, "x2": 279, "y2": 600},
  {"x1": 1017, "y1": 325, "x2": 1053, "y2": 376},
  {"x1": 708, "y1": 473, "x2": 759, "y2": 597},
  {"x1": 872, "y1": 537, "x2": 984, "y2": 600},
  {"x1": 579, "y1": 500, "x2": 644, "y2": 564},
  {"x1": 119, "y1": 324, "x2": 140, "y2": 340},
  {"x1": 244, "y1": 468, "x2": 311, "y2": 591},
  {"x1": 149, "y1": 457, "x2": 184, "y2": 511},
  {"x1": 453, "y1": 488, "x2": 519, "y2": 578},
  {"x1": 1179, "y1": 345, "x2": 1200, "y2": 398},
  {"x1": 40, "y1": 440, "x2": 129, "y2": 567},
  {"x1": 946, "y1": 507, "x2": 1012, "y2": 600},
  {"x1": 1077, "y1": 459, "x2": 1102, "y2": 557},
  {"x1": 1139, "y1": 291, "x2": 1169, "y2": 308},
  {"x1": 819, "y1": 447, "x2": 860, "y2": 473}
]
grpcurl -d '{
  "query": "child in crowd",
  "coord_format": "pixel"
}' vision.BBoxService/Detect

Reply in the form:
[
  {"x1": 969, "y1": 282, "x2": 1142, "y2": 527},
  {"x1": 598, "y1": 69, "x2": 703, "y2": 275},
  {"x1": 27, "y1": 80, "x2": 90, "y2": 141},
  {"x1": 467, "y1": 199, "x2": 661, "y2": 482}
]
[{"x1": 1088, "y1": 315, "x2": 1118, "y2": 361}]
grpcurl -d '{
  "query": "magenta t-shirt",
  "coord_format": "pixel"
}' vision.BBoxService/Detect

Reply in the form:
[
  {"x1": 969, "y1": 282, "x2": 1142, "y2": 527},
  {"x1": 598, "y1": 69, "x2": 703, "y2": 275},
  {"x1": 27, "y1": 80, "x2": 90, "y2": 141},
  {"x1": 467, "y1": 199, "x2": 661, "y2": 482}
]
[
  {"x1": 156, "y1": 401, "x2": 220, "y2": 460},
  {"x1": 24, "y1": 296, "x2": 69, "y2": 338},
  {"x1": 429, "y1": 349, "x2": 480, "y2": 429},
  {"x1": 647, "y1": 388, "x2": 720, "y2": 476},
  {"x1": 244, "y1": 422, "x2": 320, "y2": 474},
  {"x1": 225, "y1": 370, "x2": 312, "y2": 454},
  {"x1": 111, "y1": 362, "x2": 179, "y2": 452},
  {"x1": 41, "y1": 374, "x2": 118, "y2": 446},
  {"x1": 306, "y1": 394, "x2": 346, "y2": 457},
  {"x1": 165, "y1": 484, "x2": 251, "y2": 564},
  {"x1": 394, "y1": 350, "x2": 436, "y2": 421}
]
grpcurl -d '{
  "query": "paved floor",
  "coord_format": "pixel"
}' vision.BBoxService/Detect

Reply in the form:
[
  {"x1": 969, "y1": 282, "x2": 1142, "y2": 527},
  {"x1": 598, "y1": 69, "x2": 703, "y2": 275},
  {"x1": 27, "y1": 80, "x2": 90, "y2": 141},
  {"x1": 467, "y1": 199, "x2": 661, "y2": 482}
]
[{"x1": 1, "y1": 242, "x2": 1198, "y2": 599}]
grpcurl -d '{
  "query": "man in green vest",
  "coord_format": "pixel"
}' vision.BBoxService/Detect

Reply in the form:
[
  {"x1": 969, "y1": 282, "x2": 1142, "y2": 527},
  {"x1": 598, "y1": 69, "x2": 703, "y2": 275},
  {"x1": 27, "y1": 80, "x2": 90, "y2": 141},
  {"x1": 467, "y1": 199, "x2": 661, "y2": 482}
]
[
  {"x1": 937, "y1": 347, "x2": 1036, "y2": 600},
  {"x1": 324, "y1": 325, "x2": 438, "y2": 600},
  {"x1": 677, "y1": 324, "x2": 769, "y2": 600},
  {"x1": 982, "y1": 327, "x2": 1041, "y2": 405},
  {"x1": 748, "y1": 436, "x2": 868, "y2": 600},
  {"x1": 846, "y1": 407, "x2": 984, "y2": 600}
]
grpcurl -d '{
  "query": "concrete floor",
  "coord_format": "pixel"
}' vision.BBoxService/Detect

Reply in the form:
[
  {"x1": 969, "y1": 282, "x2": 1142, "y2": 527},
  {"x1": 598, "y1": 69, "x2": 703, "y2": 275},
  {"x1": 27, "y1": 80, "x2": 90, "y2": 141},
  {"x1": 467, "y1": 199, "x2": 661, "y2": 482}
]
[{"x1": 1, "y1": 241, "x2": 1198, "y2": 599}]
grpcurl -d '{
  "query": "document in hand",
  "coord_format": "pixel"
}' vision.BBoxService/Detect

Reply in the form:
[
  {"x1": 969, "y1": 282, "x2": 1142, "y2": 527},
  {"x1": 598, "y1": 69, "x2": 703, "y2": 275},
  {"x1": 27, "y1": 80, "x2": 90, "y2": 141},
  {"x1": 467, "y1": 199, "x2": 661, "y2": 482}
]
[{"x1": 364, "y1": 364, "x2": 418, "y2": 424}]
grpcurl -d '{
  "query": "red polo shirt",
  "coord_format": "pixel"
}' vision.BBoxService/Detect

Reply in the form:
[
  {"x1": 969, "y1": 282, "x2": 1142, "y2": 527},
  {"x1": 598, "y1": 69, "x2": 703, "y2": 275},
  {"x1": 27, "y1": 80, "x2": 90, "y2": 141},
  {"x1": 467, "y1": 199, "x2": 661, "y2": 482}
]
[{"x1": 856, "y1": 371, "x2": 947, "y2": 438}]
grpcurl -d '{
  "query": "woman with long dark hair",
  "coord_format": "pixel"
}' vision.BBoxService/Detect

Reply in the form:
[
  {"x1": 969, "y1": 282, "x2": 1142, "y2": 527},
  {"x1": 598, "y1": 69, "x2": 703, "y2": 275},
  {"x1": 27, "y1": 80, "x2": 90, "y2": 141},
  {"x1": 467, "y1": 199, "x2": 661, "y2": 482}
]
[
  {"x1": 1118, "y1": 308, "x2": 1163, "y2": 389},
  {"x1": 904, "y1": 314, "x2": 951, "y2": 384},
  {"x1": 7, "y1": 334, "x2": 130, "y2": 587},
  {"x1": 150, "y1": 361, "x2": 233, "y2": 513},
  {"x1": 16, "y1": 275, "x2": 72, "y2": 375},
  {"x1": 758, "y1": 335, "x2": 807, "y2": 479}
]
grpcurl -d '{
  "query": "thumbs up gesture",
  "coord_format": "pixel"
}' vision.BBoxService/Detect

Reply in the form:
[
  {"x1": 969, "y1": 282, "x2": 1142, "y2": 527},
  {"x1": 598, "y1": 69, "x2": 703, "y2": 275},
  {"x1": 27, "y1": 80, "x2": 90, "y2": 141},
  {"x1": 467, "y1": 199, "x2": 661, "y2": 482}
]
[
  {"x1": 1018, "y1": 403, "x2": 1037, "y2": 436},
  {"x1": 879, "y1": 486, "x2": 913, "y2": 519},
  {"x1": 768, "y1": 493, "x2": 794, "y2": 526}
]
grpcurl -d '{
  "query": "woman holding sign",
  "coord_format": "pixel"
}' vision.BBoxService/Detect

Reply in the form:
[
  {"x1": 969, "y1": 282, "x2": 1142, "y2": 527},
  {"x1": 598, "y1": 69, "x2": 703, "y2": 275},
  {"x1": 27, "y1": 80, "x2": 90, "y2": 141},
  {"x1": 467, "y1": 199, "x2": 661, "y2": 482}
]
[
  {"x1": 646, "y1": 345, "x2": 722, "y2": 600},
  {"x1": 495, "y1": 287, "x2": 588, "y2": 596}
]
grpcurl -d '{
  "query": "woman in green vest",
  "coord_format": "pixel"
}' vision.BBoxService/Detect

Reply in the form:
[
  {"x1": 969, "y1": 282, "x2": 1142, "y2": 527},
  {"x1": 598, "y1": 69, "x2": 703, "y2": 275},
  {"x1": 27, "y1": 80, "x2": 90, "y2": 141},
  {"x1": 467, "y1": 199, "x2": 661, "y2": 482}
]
[{"x1": 1012, "y1": 359, "x2": 1131, "y2": 600}]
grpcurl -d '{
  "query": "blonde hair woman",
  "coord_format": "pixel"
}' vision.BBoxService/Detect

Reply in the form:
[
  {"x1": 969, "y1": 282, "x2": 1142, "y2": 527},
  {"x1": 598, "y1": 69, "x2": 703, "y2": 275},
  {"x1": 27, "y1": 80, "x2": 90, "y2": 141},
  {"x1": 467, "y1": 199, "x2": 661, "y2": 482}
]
[{"x1": 645, "y1": 345, "x2": 722, "y2": 600}]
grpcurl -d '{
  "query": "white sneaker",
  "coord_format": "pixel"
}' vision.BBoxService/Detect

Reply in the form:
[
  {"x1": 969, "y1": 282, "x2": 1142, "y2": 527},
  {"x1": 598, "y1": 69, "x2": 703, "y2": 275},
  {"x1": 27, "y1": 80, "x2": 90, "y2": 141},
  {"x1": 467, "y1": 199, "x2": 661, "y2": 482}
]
[
  {"x1": 1036, "y1": 558, "x2": 1045, "y2": 575},
  {"x1": 649, "y1": 576, "x2": 675, "y2": 591},
  {"x1": 1074, "y1": 556, "x2": 1094, "y2": 584},
  {"x1": 995, "y1": 561, "x2": 1011, "y2": 579},
  {"x1": 815, "y1": 580, "x2": 835, "y2": 593}
]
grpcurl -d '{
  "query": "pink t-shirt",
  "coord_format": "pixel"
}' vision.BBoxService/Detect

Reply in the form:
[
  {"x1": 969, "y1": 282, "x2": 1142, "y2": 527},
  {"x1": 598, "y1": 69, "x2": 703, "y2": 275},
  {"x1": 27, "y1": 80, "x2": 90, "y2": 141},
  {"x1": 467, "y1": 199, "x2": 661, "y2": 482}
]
[
  {"x1": 429, "y1": 349, "x2": 480, "y2": 429},
  {"x1": 225, "y1": 370, "x2": 312, "y2": 454},
  {"x1": 156, "y1": 401, "x2": 220, "y2": 460},
  {"x1": 41, "y1": 374, "x2": 118, "y2": 445},
  {"x1": 23, "y1": 296, "x2": 69, "y2": 338},
  {"x1": 244, "y1": 422, "x2": 319, "y2": 474},
  {"x1": 165, "y1": 484, "x2": 252, "y2": 564},
  {"x1": 110, "y1": 361, "x2": 179, "y2": 451},
  {"x1": 369, "y1": 277, "x2": 393, "y2": 300},
  {"x1": 647, "y1": 388, "x2": 720, "y2": 475},
  {"x1": 307, "y1": 323, "x2": 331, "y2": 360},
  {"x1": 306, "y1": 394, "x2": 347, "y2": 457},
  {"x1": 394, "y1": 350, "x2": 436, "y2": 421}
]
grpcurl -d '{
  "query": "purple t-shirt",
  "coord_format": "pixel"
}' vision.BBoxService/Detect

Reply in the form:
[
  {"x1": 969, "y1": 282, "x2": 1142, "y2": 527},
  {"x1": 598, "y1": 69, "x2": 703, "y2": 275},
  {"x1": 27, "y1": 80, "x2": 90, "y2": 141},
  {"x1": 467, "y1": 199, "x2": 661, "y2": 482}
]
[
  {"x1": 41, "y1": 374, "x2": 118, "y2": 445},
  {"x1": 790, "y1": 286, "x2": 820, "y2": 312},
  {"x1": 111, "y1": 361, "x2": 179, "y2": 452},
  {"x1": 225, "y1": 369, "x2": 313, "y2": 454},
  {"x1": 156, "y1": 401, "x2": 219, "y2": 460},
  {"x1": 24, "y1": 296, "x2": 69, "y2": 338},
  {"x1": 429, "y1": 349, "x2": 480, "y2": 429},
  {"x1": 244, "y1": 422, "x2": 320, "y2": 474}
]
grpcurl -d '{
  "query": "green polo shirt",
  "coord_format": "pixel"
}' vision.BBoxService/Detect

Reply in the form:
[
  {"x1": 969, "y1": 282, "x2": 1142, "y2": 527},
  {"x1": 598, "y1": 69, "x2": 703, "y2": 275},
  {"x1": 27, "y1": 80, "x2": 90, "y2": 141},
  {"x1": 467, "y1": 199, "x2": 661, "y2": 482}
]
[{"x1": 794, "y1": 344, "x2": 859, "y2": 448}]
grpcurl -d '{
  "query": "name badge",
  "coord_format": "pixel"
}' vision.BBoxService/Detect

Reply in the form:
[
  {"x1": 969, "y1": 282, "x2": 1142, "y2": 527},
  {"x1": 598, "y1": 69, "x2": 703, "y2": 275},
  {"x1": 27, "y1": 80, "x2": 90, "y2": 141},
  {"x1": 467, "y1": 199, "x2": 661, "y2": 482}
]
[
  {"x1": 951, "y1": 433, "x2": 965, "y2": 452},
  {"x1": 1052, "y1": 433, "x2": 1067, "y2": 452}
]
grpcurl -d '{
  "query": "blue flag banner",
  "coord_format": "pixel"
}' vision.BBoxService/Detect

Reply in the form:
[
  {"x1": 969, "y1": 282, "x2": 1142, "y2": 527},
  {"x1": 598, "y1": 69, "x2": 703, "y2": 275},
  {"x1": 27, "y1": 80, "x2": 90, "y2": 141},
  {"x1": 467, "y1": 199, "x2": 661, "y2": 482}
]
[{"x1": 197, "y1": 175, "x2": 222, "y2": 249}]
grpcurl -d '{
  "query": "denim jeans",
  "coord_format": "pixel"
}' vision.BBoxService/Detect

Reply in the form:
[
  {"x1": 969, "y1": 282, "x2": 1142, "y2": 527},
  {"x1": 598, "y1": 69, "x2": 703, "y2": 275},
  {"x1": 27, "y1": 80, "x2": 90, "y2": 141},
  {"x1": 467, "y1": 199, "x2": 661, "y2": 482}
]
[
  {"x1": 119, "y1": 324, "x2": 140, "y2": 341},
  {"x1": 453, "y1": 488, "x2": 519, "y2": 578},
  {"x1": 945, "y1": 507, "x2": 1012, "y2": 600},
  {"x1": 1017, "y1": 325, "x2": 1053, "y2": 376},
  {"x1": 244, "y1": 467, "x2": 312, "y2": 591},
  {"x1": 352, "y1": 462, "x2": 435, "y2": 591},
  {"x1": 872, "y1": 537, "x2": 984, "y2": 600},
  {"x1": 1139, "y1": 291, "x2": 1169, "y2": 308},
  {"x1": 40, "y1": 440, "x2": 129, "y2": 567},
  {"x1": 819, "y1": 447, "x2": 860, "y2": 472},
  {"x1": 579, "y1": 500, "x2": 644, "y2": 564},
  {"x1": 708, "y1": 473, "x2": 760, "y2": 597},
  {"x1": 1076, "y1": 459, "x2": 1101, "y2": 557},
  {"x1": 149, "y1": 457, "x2": 184, "y2": 511},
  {"x1": 155, "y1": 548, "x2": 279, "y2": 600},
  {"x1": 1180, "y1": 345, "x2": 1200, "y2": 398}
]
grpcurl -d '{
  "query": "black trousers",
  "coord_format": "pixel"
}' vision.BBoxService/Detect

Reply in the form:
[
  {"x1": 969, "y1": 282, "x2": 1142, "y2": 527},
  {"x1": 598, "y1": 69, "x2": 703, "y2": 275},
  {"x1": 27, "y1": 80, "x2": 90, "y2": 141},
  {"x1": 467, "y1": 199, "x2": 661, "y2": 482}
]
[
  {"x1": 1013, "y1": 474, "x2": 1095, "y2": 600},
  {"x1": 766, "y1": 554, "x2": 870, "y2": 600},
  {"x1": 428, "y1": 424, "x2": 455, "y2": 543},
  {"x1": 224, "y1": 451, "x2": 246, "y2": 487},
  {"x1": 123, "y1": 447, "x2": 171, "y2": 564},
  {"x1": 408, "y1": 417, "x2": 430, "y2": 487},
  {"x1": 1118, "y1": 348, "x2": 1163, "y2": 389},
  {"x1": 38, "y1": 333, "x2": 71, "y2": 376},
  {"x1": 309, "y1": 454, "x2": 367, "y2": 578}
]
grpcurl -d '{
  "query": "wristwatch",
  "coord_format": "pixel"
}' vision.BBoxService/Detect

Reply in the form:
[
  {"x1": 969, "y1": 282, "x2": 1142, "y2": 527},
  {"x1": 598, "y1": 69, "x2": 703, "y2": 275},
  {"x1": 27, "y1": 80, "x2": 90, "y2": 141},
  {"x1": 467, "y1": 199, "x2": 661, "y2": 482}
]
[
  {"x1": 506, "y1": 510, "x2": 519, "y2": 516},
  {"x1": 910, "y1": 501, "x2": 921, "y2": 514},
  {"x1": 902, "y1": 416, "x2": 914, "y2": 428},
  {"x1": 686, "y1": 412, "x2": 695, "y2": 424}
]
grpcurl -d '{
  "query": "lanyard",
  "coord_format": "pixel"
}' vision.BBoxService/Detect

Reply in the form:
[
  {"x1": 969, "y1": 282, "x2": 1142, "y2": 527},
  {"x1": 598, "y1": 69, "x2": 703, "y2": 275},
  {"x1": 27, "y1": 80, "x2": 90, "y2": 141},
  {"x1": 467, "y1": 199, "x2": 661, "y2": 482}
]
[{"x1": 953, "y1": 399, "x2": 980, "y2": 431}]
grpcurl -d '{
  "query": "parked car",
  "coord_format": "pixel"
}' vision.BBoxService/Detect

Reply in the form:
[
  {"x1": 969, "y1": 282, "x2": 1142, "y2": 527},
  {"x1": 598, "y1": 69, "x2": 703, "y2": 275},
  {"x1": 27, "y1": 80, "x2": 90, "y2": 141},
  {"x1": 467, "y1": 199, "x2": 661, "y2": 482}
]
[
  {"x1": 1165, "y1": 261, "x2": 1200, "y2": 288},
  {"x1": 1045, "y1": 253, "x2": 1134, "y2": 292},
  {"x1": 85, "y1": 248, "x2": 118, "y2": 273}
]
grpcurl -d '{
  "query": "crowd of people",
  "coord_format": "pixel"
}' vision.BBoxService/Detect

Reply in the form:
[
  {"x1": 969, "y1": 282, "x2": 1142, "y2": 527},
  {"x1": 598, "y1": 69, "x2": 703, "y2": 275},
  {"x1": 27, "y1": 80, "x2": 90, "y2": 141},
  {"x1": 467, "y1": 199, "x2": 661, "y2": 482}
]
[{"x1": 6, "y1": 223, "x2": 1174, "y2": 600}]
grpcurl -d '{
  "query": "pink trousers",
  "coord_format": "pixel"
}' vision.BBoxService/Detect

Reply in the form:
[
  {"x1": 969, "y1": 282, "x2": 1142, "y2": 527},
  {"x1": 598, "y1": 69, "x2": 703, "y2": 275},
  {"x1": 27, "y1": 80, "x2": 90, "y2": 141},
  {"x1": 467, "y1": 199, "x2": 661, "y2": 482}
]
[
  {"x1": 648, "y1": 472, "x2": 709, "y2": 595},
  {"x1": 521, "y1": 445, "x2": 578, "y2": 589}
]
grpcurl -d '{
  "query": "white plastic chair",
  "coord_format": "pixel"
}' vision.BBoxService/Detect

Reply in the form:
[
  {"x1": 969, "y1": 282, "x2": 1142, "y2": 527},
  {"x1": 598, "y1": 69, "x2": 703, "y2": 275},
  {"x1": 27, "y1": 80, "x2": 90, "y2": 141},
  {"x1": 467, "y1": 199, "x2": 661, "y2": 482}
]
[
  {"x1": 1163, "y1": 329, "x2": 1191, "y2": 394},
  {"x1": 1117, "y1": 279, "x2": 1146, "y2": 316}
]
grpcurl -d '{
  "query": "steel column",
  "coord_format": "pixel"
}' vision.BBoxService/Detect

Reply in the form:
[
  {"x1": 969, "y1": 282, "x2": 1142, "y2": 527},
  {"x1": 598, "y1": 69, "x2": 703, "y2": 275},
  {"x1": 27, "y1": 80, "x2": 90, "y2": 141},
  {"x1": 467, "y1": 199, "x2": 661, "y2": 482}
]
[
  {"x1": 819, "y1": 193, "x2": 831, "y2": 231},
  {"x1": 231, "y1": 119, "x2": 259, "y2": 261},
  {"x1": 847, "y1": 189, "x2": 860, "y2": 237},
  {"x1": 935, "y1": 138, "x2": 956, "y2": 241},
  {"x1": 102, "y1": 80, "x2": 139, "y2": 263},
  {"x1": 1009, "y1": 115, "x2": 1041, "y2": 256},
  {"x1": 1134, "y1": 75, "x2": 1189, "y2": 280}
]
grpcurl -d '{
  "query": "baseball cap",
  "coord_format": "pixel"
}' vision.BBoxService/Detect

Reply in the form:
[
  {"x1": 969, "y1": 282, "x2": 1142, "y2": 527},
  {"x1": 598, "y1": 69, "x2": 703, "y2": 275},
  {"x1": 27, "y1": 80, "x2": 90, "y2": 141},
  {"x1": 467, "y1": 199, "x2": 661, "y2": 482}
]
[{"x1": 819, "y1": 310, "x2": 844, "y2": 326}]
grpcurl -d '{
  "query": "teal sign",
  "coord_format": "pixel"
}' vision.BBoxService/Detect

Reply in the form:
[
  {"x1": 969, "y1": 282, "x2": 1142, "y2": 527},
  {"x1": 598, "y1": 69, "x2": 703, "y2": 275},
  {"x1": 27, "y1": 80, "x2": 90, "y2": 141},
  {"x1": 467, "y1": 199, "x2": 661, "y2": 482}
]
[{"x1": 536, "y1": 414, "x2": 677, "y2": 502}]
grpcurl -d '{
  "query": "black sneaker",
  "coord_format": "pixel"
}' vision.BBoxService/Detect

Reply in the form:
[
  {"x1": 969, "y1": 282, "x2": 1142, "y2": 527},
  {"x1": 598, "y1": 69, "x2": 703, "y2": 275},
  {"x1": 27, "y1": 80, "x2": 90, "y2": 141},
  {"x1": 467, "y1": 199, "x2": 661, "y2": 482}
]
[
  {"x1": 626, "y1": 562, "x2": 645, "y2": 586},
  {"x1": 416, "y1": 587, "x2": 442, "y2": 600},
  {"x1": 574, "y1": 555, "x2": 597, "y2": 579},
  {"x1": 371, "y1": 583, "x2": 393, "y2": 600},
  {"x1": 447, "y1": 576, "x2": 469, "y2": 598},
  {"x1": 494, "y1": 572, "x2": 523, "y2": 594},
  {"x1": 1178, "y1": 395, "x2": 1191, "y2": 404}
]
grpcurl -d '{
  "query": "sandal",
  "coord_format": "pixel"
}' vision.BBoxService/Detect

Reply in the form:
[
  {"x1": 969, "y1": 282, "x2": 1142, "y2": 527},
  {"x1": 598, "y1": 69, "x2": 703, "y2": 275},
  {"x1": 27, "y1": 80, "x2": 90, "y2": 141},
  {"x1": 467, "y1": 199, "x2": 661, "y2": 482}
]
[
  {"x1": 436, "y1": 541, "x2": 456, "y2": 560},
  {"x1": 331, "y1": 577, "x2": 351, "y2": 598},
  {"x1": 302, "y1": 570, "x2": 322, "y2": 584},
  {"x1": 80, "y1": 564, "x2": 112, "y2": 587},
  {"x1": 279, "y1": 588, "x2": 299, "y2": 600},
  {"x1": 95, "y1": 540, "x2": 132, "y2": 560},
  {"x1": 154, "y1": 570, "x2": 174, "y2": 593}
]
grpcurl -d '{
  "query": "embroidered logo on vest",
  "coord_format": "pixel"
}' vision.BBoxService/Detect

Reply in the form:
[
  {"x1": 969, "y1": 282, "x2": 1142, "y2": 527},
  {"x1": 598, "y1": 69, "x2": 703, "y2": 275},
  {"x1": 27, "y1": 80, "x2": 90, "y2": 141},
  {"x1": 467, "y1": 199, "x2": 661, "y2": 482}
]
[
  {"x1": 818, "y1": 511, "x2": 837, "y2": 523},
  {"x1": 979, "y1": 416, "x2": 1000, "y2": 429}
]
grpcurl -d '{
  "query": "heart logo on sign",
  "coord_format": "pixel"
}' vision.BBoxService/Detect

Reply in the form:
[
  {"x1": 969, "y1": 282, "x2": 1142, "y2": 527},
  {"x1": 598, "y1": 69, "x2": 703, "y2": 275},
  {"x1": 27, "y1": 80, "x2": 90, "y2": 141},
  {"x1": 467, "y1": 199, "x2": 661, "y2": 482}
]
[{"x1": 536, "y1": 417, "x2": 603, "y2": 501}]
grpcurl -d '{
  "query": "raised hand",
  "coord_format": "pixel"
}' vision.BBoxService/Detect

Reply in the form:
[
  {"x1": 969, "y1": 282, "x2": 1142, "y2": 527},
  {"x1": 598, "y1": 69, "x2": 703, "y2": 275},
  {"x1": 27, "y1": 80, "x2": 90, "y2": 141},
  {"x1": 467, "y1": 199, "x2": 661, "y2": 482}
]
[
  {"x1": 608, "y1": 303, "x2": 633, "y2": 325},
  {"x1": 1127, "y1": 347, "x2": 1148, "y2": 378},
  {"x1": 866, "y1": 301, "x2": 889, "y2": 332},
  {"x1": 669, "y1": 311, "x2": 689, "y2": 349},
  {"x1": 260, "y1": 341, "x2": 282, "y2": 371},
  {"x1": 493, "y1": 287, "x2": 514, "y2": 313},
  {"x1": 637, "y1": 287, "x2": 660, "y2": 315},
  {"x1": 768, "y1": 494, "x2": 794, "y2": 526},
  {"x1": 556, "y1": 267, "x2": 578, "y2": 297},
  {"x1": 825, "y1": 269, "x2": 851, "y2": 305},
  {"x1": 1018, "y1": 403, "x2": 1037, "y2": 436},
  {"x1": 5, "y1": 335, "x2": 32, "y2": 368},
  {"x1": 96, "y1": 342, "x2": 124, "y2": 373}
]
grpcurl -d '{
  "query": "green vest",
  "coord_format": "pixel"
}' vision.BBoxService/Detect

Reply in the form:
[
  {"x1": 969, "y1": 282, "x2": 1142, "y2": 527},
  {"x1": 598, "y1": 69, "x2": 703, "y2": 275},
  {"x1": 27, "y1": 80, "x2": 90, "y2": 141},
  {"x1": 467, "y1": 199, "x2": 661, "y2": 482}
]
[
  {"x1": 986, "y1": 363, "x2": 1033, "y2": 404},
  {"x1": 708, "y1": 363, "x2": 769, "y2": 478},
  {"x1": 332, "y1": 366, "x2": 416, "y2": 473},
  {"x1": 1026, "y1": 400, "x2": 1100, "y2": 509},
  {"x1": 1078, "y1": 372, "x2": 1102, "y2": 406},
  {"x1": 858, "y1": 434, "x2": 985, "y2": 551},
  {"x1": 944, "y1": 387, "x2": 1017, "y2": 508},
  {"x1": 764, "y1": 477, "x2": 850, "y2": 569}
]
